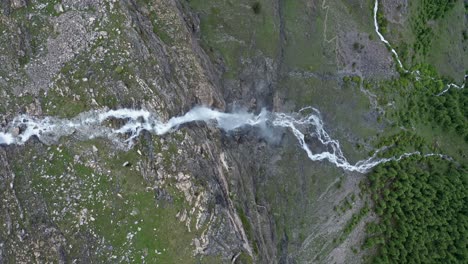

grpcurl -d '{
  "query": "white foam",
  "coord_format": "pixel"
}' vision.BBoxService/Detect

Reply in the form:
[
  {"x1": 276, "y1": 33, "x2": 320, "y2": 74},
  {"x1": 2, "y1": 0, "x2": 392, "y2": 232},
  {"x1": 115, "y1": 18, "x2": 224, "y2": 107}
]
[
  {"x1": 271, "y1": 107, "x2": 448, "y2": 173},
  {"x1": 0, "y1": 0, "x2": 457, "y2": 174},
  {"x1": 0, "y1": 132, "x2": 15, "y2": 145},
  {"x1": 0, "y1": 107, "x2": 268, "y2": 148},
  {"x1": 0, "y1": 106, "x2": 448, "y2": 173},
  {"x1": 373, "y1": 0, "x2": 404, "y2": 70}
]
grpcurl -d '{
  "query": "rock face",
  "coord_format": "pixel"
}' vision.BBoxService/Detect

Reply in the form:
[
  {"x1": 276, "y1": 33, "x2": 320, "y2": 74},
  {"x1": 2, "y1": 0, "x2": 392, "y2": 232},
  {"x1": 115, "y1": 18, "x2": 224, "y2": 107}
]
[
  {"x1": 1, "y1": 0, "x2": 443, "y2": 263},
  {"x1": 0, "y1": 0, "x2": 253, "y2": 262}
]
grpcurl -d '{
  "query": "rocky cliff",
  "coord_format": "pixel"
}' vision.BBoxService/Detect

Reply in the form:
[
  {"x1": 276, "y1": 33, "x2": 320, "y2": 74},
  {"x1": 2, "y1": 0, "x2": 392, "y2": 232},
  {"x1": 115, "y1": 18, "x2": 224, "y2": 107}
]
[{"x1": 0, "y1": 0, "x2": 465, "y2": 263}]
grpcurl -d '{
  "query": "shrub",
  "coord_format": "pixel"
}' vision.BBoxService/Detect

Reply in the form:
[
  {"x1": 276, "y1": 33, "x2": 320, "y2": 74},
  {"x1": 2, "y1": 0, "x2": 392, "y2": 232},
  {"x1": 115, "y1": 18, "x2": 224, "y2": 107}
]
[{"x1": 252, "y1": 2, "x2": 261, "y2": 14}]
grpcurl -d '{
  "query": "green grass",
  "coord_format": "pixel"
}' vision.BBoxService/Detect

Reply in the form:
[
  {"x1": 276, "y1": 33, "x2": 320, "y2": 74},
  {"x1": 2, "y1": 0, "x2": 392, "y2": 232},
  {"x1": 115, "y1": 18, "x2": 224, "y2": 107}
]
[
  {"x1": 8, "y1": 133, "x2": 219, "y2": 263},
  {"x1": 334, "y1": 204, "x2": 369, "y2": 244},
  {"x1": 35, "y1": 2, "x2": 156, "y2": 118},
  {"x1": 148, "y1": 10, "x2": 175, "y2": 46},
  {"x1": 237, "y1": 206, "x2": 257, "y2": 254},
  {"x1": 187, "y1": 2, "x2": 391, "y2": 261},
  {"x1": 189, "y1": 0, "x2": 280, "y2": 77},
  {"x1": 282, "y1": 0, "x2": 334, "y2": 72},
  {"x1": 385, "y1": 0, "x2": 465, "y2": 80},
  {"x1": 424, "y1": 0, "x2": 466, "y2": 80}
]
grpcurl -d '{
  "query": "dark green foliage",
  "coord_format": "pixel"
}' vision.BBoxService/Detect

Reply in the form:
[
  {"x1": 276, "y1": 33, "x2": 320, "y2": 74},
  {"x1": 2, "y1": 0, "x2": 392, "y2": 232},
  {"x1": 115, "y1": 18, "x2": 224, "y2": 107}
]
[
  {"x1": 343, "y1": 205, "x2": 369, "y2": 235},
  {"x1": 335, "y1": 205, "x2": 370, "y2": 244},
  {"x1": 237, "y1": 207, "x2": 258, "y2": 254},
  {"x1": 364, "y1": 59, "x2": 467, "y2": 262},
  {"x1": 376, "y1": 1, "x2": 387, "y2": 34},
  {"x1": 353, "y1": 42, "x2": 364, "y2": 52},
  {"x1": 375, "y1": 131, "x2": 427, "y2": 158},
  {"x1": 252, "y1": 2, "x2": 261, "y2": 14},
  {"x1": 364, "y1": 157, "x2": 467, "y2": 263},
  {"x1": 234, "y1": 252, "x2": 253, "y2": 264},
  {"x1": 410, "y1": 0, "x2": 457, "y2": 56},
  {"x1": 378, "y1": 64, "x2": 467, "y2": 142},
  {"x1": 353, "y1": 42, "x2": 360, "y2": 50}
]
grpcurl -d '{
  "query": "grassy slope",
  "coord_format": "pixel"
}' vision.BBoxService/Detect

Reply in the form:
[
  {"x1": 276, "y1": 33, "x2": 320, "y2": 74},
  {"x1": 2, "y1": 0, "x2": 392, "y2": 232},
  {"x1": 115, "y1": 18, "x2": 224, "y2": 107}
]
[
  {"x1": 426, "y1": 0, "x2": 466, "y2": 80},
  {"x1": 386, "y1": 0, "x2": 467, "y2": 80},
  {"x1": 372, "y1": 0, "x2": 467, "y2": 161},
  {"x1": 359, "y1": 1, "x2": 467, "y2": 262},
  {"x1": 0, "y1": 1, "x2": 222, "y2": 263},
  {"x1": 189, "y1": 0, "x2": 387, "y2": 262},
  {"x1": 10, "y1": 136, "x2": 219, "y2": 262},
  {"x1": 189, "y1": 0, "x2": 466, "y2": 262}
]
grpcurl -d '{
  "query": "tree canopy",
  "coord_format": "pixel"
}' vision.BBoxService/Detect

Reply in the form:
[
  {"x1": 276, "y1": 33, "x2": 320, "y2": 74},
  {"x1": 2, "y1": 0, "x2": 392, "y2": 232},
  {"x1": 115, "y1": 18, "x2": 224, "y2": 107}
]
[{"x1": 364, "y1": 156, "x2": 467, "y2": 263}]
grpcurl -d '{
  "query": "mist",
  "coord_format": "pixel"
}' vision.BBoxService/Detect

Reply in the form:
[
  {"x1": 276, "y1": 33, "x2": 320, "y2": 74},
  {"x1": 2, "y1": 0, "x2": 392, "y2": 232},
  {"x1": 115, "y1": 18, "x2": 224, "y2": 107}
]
[{"x1": 0, "y1": 106, "x2": 447, "y2": 173}]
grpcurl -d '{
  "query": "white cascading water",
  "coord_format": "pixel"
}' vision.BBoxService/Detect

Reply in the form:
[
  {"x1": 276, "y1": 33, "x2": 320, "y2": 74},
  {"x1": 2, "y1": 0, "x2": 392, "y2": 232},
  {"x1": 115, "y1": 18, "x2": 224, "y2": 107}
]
[
  {"x1": 0, "y1": 106, "x2": 446, "y2": 173},
  {"x1": 0, "y1": 0, "x2": 456, "y2": 173},
  {"x1": 373, "y1": 0, "x2": 404, "y2": 70},
  {"x1": 0, "y1": 107, "x2": 266, "y2": 146}
]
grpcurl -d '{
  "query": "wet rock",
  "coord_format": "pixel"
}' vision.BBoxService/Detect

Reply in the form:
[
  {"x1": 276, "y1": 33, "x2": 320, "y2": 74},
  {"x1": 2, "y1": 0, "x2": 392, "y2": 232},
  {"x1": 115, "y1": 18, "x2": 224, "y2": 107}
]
[
  {"x1": 17, "y1": 124, "x2": 27, "y2": 134},
  {"x1": 10, "y1": 127, "x2": 20, "y2": 137}
]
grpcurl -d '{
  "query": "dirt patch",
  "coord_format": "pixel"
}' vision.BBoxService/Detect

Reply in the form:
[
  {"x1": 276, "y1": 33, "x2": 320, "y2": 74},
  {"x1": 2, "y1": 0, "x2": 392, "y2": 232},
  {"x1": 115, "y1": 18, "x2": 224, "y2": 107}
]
[
  {"x1": 338, "y1": 31, "x2": 398, "y2": 79},
  {"x1": 296, "y1": 169, "x2": 368, "y2": 263},
  {"x1": 382, "y1": 0, "x2": 408, "y2": 24}
]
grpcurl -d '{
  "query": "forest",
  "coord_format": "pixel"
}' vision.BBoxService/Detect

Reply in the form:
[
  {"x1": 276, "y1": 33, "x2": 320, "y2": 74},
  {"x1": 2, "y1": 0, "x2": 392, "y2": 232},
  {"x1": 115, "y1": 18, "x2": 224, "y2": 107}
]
[
  {"x1": 362, "y1": 0, "x2": 467, "y2": 258},
  {"x1": 363, "y1": 156, "x2": 467, "y2": 263},
  {"x1": 360, "y1": 55, "x2": 468, "y2": 262},
  {"x1": 411, "y1": 0, "x2": 457, "y2": 55},
  {"x1": 372, "y1": 64, "x2": 468, "y2": 143}
]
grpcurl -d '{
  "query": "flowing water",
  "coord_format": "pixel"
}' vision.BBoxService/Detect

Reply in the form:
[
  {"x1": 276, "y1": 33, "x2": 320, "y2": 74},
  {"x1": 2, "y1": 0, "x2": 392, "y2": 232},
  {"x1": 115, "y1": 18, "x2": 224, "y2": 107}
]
[
  {"x1": 0, "y1": 106, "x2": 447, "y2": 173},
  {"x1": 373, "y1": 0, "x2": 465, "y2": 93},
  {"x1": 0, "y1": 0, "x2": 456, "y2": 174}
]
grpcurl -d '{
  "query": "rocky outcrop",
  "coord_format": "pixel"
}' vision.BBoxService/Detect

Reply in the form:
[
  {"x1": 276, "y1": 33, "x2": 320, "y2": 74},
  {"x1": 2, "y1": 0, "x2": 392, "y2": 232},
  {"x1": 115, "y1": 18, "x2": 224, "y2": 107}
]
[
  {"x1": 0, "y1": 0, "x2": 417, "y2": 263},
  {"x1": 0, "y1": 0, "x2": 256, "y2": 262}
]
